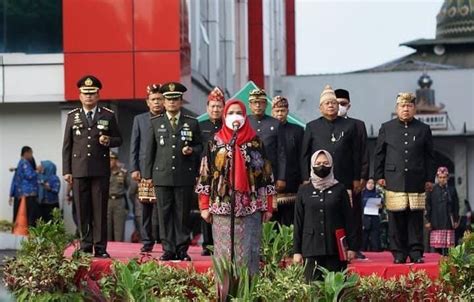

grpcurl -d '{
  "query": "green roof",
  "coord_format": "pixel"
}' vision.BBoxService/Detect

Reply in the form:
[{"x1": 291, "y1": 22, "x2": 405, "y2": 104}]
[{"x1": 197, "y1": 81, "x2": 306, "y2": 128}]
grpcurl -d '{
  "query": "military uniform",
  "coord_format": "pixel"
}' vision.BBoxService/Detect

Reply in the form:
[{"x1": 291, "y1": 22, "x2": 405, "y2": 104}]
[
  {"x1": 143, "y1": 82, "x2": 203, "y2": 260},
  {"x1": 107, "y1": 158, "x2": 129, "y2": 241},
  {"x1": 374, "y1": 117, "x2": 435, "y2": 261},
  {"x1": 62, "y1": 75, "x2": 122, "y2": 256},
  {"x1": 301, "y1": 116, "x2": 361, "y2": 189},
  {"x1": 248, "y1": 115, "x2": 286, "y2": 181}
]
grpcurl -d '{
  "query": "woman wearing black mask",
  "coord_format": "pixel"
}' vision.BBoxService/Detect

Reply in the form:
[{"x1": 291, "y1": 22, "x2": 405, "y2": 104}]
[{"x1": 293, "y1": 149, "x2": 357, "y2": 281}]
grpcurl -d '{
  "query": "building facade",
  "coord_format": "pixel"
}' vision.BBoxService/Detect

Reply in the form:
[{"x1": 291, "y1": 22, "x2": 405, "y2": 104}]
[{"x1": 0, "y1": 0, "x2": 296, "y2": 226}]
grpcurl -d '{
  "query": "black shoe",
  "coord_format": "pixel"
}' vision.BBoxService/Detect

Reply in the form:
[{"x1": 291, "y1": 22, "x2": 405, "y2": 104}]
[
  {"x1": 201, "y1": 248, "x2": 212, "y2": 256},
  {"x1": 79, "y1": 247, "x2": 93, "y2": 254},
  {"x1": 94, "y1": 250, "x2": 111, "y2": 258},
  {"x1": 159, "y1": 252, "x2": 176, "y2": 261},
  {"x1": 355, "y1": 251, "x2": 367, "y2": 259},
  {"x1": 393, "y1": 257, "x2": 406, "y2": 264},
  {"x1": 140, "y1": 244, "x2": 154, "y2": 253},
  {"x1": 411, "y1": 258, "x2": 424, "y2": 264},
  {"x1": 177, "y1": 252, "x2": 191, "y2": 261}
]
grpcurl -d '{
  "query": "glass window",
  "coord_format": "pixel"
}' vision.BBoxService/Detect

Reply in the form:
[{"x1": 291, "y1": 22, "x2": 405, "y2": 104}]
[{"x1": 0, "y1": 0, "x2": 62, "y2": 53}]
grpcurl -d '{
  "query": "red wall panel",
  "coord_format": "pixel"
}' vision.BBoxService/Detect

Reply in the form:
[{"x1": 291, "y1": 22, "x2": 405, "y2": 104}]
[
  {"x1": 134, "y1": 52, "x2": 181, "y2": 99},
  {"x1": 63, "y1": 0, "x2": 133, "y2": 52},
  {"x1": 64, "y1": 53, "x2": 134, "y2": 100},
  {"x1": 285, "y1": 0, "x2": 296, "y2": 75},
  {"x1": 248, "y1": 0, "x2": 264, "y2": 88},
  {"x1": 134, "y1": 0, "x2": 180, "y2": 51}
]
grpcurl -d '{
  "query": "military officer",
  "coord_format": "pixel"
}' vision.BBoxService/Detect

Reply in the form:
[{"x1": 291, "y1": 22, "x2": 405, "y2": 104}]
[
  {"x1": 130, "y1": 83, "x2": 164, "y2": 252},
  {"x1": 143, "y1": 82, "x2": 203, "y2": 261},
  {"x1": 198, "y1": 86, "x2": 225, "y2": 256},
  {"x1": 107, "y1": 151, "x2": 129, "y2": 242},
  {"x1": 62, "y1": 75, "x2": 122, "y2": 258},
  {"x1": 301, "y1": 85, "x2": 361, "y2": 193},
  {"x1": 374, "y1": 92, "x2": 435, "y2": 264},
  {"x1": 247, "y1": 88, "x2": 287, "y2": 198},
  {"x1": 335, "y1": 88, "x2": 369, "y2": 259},
  {"x1": 271, "y1": 95, "x2": 304, "y2": 226}
]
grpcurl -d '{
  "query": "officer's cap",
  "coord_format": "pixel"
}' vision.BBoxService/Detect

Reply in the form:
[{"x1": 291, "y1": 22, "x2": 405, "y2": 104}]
[
  {"x1": 109, "y1": 151, "x2": 118, "y2": 159},
  {"x1": 160, "y1": 82, "x2": 187, "y2": 99},
  {"x1": 249, "y1": 88, "x2": 267, "y2": 101},
  {"x1": 77, "y1": 75, "x2": 102, "y2": 94}
]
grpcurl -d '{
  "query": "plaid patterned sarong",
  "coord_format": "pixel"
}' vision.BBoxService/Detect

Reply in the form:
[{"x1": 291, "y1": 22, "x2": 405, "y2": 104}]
[{"x1": 430, "y1": 229, "x2": 455, "y2": 248}]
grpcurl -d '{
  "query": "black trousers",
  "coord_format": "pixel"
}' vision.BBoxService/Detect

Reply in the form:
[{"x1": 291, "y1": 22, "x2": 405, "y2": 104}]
[
  {"x1": 274, "y1": 202, "x2": 295, "y2": 227},
  {"x1": 352, "y1": 191, "x2": 363, "y2": 251},
  {"x1": 304, "y1": 255, "x2": 346, "y2": 282},
  {"x1": 141, "y1": 202, "x2": 160, "y2": 246},
  {"x1": 40, "y1": 203, "x2": 60, "y2": 222},
  {"x1": 388, "y1": 209, "x2": 424, "y2": 260},
  {"x1": 201, "y1": 219, "x2": 213, "y2": 249},
  {"x1": 362, "y1": 215, "x2": 381, "y2": 251},
  {"x1": 73, "y1": 177, "x2": 109, "y2": 252},
  {"x1": 155, "y1": 186, "x2": 192, "y2": 254},
  {"x1": 13, "y1": 196, "x2": 40, "y2": 227}
]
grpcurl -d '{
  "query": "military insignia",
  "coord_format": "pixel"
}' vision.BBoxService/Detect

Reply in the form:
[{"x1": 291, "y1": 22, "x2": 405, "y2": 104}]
[
  {"x1": 76, "y1": 129, "x2": 81, "y2": 136},
  {"x1": 270, "y1": 126, "x2": 274, "y2": 131},
  {"x1": 328, "y1": 190, "x2": 332, "y2": 194},
  {"x1": 160, "y1": 124, "x2": 165, "y2": 128},
  {"x1": 97, "y1": 120, "x2": 109, "y2": 130},
  {"x1": 68, "y1": 108, "x2": 80, "y2": 115},
  {"x1": 102, "y1": 107, "x2": 115, "y2": 113},
  {"x1": 181, "y1": 123, "x2": 193, "y2": 144},
  {"x1": 183, "y1": 123, "x2": 189, "y2": 127},
  {"x1": 85, "y1": 78, "x2": 93, "y2": 86},
  {"x1": 312, "y1": 191, "x2": 316, "y2": 195},
  {"x1": 160, "y1": 136, "x2": 165, "y2": 146},
  {"x1": 169, "y1": 83, "x2": 175, "y2": 91}
]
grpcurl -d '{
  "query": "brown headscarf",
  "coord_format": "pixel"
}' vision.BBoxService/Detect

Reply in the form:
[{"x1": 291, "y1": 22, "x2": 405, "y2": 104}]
[{"x1": 310, "y1": 150, "x2": 339, "y2": 191}]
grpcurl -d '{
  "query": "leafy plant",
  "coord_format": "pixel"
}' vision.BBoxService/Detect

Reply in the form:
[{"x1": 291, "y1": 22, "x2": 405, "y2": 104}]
[
  {"x1": 0, "y1": 219, "x2": 14, "y2": 232},
  {"x1": 260, "y1": 222, "x2": 293, "y2": 276},
  {"x1": 100, "y1": 259, "x2": 215, "y2": 301},
  {"x1": 439, "y1": 231, "x2": 474, "y2": 300},
  {"x1": 312, "y1": 267, "x2": 358, "y2": 302},
  {"x1": 2, "y1": 209, "x2": 91, "y2": 300}
]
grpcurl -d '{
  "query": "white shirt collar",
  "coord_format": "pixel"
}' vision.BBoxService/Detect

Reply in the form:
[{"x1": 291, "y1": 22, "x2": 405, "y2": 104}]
[{"x1": 83, "y1": 106, "x2": 98, "y2": 118}]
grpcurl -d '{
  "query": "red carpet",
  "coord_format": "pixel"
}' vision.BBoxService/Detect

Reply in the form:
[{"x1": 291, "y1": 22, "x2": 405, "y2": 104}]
[{"x1": 65, "y1": 242, "x2": 441, "y2": 279}]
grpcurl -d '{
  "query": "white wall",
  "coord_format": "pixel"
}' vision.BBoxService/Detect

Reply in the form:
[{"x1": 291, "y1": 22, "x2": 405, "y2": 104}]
[{"x1": 0, "y1": 103, "x2": 75, "y2": 231}]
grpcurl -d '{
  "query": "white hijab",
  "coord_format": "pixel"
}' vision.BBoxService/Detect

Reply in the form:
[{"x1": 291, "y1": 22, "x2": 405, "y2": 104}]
[{"x1": 310, "y1": 149, "x2": 339, "y2": 191}]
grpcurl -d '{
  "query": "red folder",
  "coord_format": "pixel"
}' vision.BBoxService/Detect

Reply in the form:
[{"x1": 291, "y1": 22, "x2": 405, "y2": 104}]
[{"x1": 335, "y1": 228, "x2": 348, "y2": 261}]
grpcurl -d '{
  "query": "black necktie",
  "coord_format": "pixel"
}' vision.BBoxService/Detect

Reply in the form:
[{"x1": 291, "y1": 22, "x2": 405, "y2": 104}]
[{"x1": 86, "y1": 111, "x2": 93, "y2": 126}]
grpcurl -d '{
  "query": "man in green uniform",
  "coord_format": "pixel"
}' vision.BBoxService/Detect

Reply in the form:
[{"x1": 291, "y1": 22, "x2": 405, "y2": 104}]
[{"x1": 107, "y1": 151, "x2": 129, "y2": 241}]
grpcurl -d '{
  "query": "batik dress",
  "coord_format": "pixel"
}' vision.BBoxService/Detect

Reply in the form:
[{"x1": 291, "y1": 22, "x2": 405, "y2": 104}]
[{"x1": 196, "y1": 135, "x2": 275, "y2": 273}]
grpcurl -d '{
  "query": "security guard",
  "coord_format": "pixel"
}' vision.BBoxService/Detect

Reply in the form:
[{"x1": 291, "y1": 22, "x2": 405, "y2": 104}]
[
  {"x1": 271, "y1": 95, "x2": 304, "y2": 226},
  {"x1": 143, "y1": 82, "x2": 203, "y2": 261},
  {"x1": 374, "y1": 92, "x2": 435, "y2": 264},
  {"x1": 107, "y1": 151, "x2": 129, "y2": 242},
  {"x1": 247, "y1": 88, "x2": 287, "y2": 197},
  {"x1": 198, "y1": 86, "x2": 225, "y2": 255},
  {"x1": 62, "y1": 75, "x2": 122, "y2": 258},
  {"x1": 301, "y1": 85, "x2": 361, "y2": 191}
]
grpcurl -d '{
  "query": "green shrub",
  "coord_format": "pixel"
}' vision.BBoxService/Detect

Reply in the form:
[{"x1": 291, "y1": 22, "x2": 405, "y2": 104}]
[
  {"x1": 0, "y1": 220, "x2": 13, "y2": 232},
  {"x1": 2, "y1": 209, "x2": 91, "y2": 300}
]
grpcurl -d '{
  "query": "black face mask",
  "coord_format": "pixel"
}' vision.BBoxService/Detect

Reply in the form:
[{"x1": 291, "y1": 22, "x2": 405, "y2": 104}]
[{"x1": 313, "y1": 165, "x2": 331, "y2": 178}]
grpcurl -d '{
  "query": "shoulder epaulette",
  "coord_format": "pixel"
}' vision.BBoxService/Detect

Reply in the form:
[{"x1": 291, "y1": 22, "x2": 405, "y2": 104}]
[
  {"x1": 151, "y1": 114, "x2": 164, "y2": 120},
  {"x1": 184, "y1": 114, "x2": 196, "y2": 119},
  {"x1": 67, "y1": 108, "x2": 80, "y2": 114},
  {"x1": 120, "y1": 168, "x2": 128, "y2": 173},
  {"x1": 101, "y1": 107, "x2": 114, "y2": 113}
]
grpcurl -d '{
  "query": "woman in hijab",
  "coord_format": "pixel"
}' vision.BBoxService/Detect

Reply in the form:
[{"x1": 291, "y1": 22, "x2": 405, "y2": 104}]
[
  {"x1": 293, "y1": 150, "x2": 356, "y2": 281},
  {"x1": 38, "y1": 160, "x2": 61, "y2": 222},
  {"x1": 196, "y1": 99, "x2": 275, "y2": 274}
]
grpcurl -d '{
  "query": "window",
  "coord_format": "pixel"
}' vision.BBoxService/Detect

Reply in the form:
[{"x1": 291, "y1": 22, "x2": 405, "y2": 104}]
[{"x1": 0, "y1": 0, "x2": 62, "y2": 53}]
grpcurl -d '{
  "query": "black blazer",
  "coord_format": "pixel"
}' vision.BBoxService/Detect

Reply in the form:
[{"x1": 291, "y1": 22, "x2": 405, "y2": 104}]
[
  {"x1": 301, "y1": 116, "x2": 361, "y2": 189},
  {"x1": 374, "y1": 118, "x2": 435, "y2": 193},
  {"x1": 426, "y1": 184, "x2": 459, "y2": 229},
  {"x1": 62, "y1": 107, "x2": 122, "y2": 177},
  {"x1": 293, "y1": 182, "x2": 356, "y2": 257},
  {"x1": 143, "y1": 113, "x2": 202, "y2": 187},
  {"x1": 346, "y1": 117, "x2": 369, "y2": 180}
]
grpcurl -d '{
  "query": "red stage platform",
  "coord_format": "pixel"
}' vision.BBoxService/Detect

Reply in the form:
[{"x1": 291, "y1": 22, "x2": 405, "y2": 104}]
[{"x1": 65, "y1": 242, "x2": 441, "y2": 279}]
